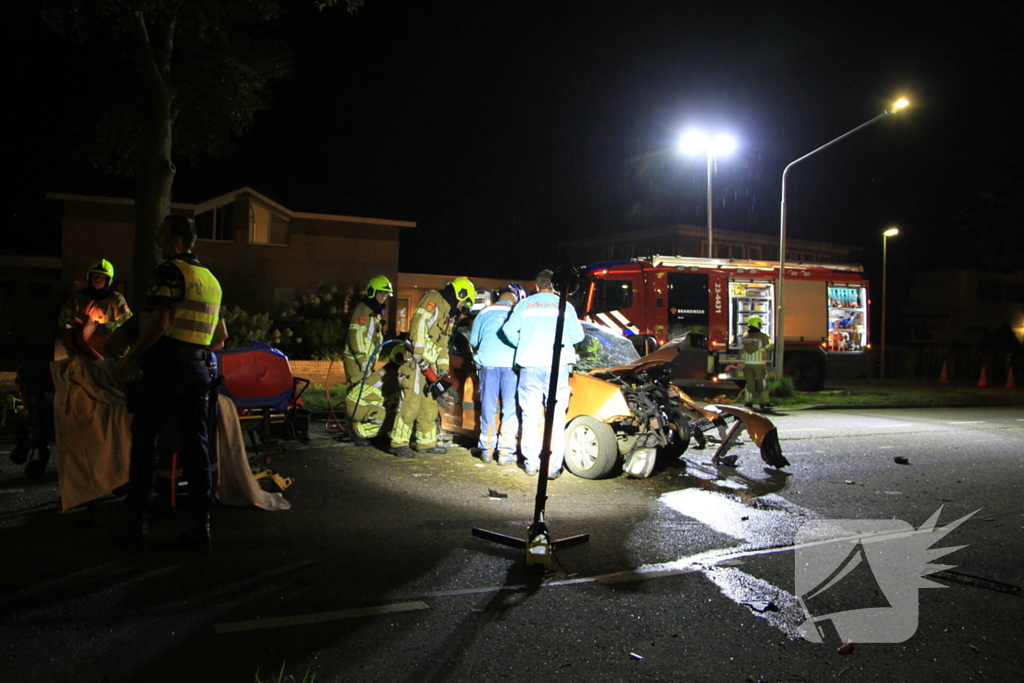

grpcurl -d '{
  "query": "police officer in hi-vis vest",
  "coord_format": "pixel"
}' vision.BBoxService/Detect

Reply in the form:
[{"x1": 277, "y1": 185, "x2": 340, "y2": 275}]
[{"x1": 115, "y1": 215, "x2": 227, "y2": 551}]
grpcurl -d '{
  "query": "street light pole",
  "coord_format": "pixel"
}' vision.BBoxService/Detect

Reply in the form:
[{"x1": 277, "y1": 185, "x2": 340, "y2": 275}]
[
  {"x1": 679, "y1": 132, "x2": 736, "y2": 258},
  {"x1": 706, "y1": 150, "x2": 714, "y2": 258},
  {"x1": 776, "y1": 99, "x2": 909, "y2": 381},
  {"x1": 881, "y1": 227, "x2": 899, "y2": 379}
]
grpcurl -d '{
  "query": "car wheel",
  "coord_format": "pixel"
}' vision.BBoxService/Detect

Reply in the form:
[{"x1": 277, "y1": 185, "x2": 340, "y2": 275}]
[{"x1": 564, "y1": 416, "x2": 619, "y2": 479}]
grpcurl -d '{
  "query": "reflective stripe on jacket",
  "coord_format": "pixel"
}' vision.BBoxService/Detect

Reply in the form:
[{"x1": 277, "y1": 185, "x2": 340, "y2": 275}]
[
  {"x1": 343, "y1": 299, "x2": 383, "y2": 372},
  {"x1": 742, "y1": 330, "x2": 773, "y2": 365},
  {"x1": 166, "y1": 260, "x2": 222, "y2": 346},
  {"x1": 409, "y1": 290, "x2": 453, "y2": 372}
]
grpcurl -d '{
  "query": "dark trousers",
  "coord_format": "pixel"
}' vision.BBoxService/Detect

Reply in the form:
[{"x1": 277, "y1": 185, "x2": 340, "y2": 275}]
[{"x1": 128, "y1": 349, "x2": 214, "y2": 514}]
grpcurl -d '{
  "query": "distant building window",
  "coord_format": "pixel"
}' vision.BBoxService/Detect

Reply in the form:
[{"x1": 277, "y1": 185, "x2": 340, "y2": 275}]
[
  {"x1": 978, "y1": 280, "x2": 1001, "y2": 302},
  {"x1": 730, "y1": 244, "x2": 744, "y2": 259},
  {"x1": 250, "y1": 201, "x2": 290, "y2": 246},
  {"x1": 747, "y1": 246, "x2": 762, "y2": 260},
  {"x1": 195, "y1": 203, "x2": 234, "y2": 241}
]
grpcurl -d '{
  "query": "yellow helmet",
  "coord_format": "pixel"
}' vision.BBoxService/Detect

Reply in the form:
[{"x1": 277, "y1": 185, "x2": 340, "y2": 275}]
[
  {"x1": 365, "y1": 275, "x2": 394, "y2": 298},
  {"x1": 448, "y1": 277, "x2": 477, "y2": 307},
  {"x1": 88, "y1": 259, "x2": 114, "y2": 282},
  {"x1": 747, "y1": 315, "x2": 764, "y2": 329}
]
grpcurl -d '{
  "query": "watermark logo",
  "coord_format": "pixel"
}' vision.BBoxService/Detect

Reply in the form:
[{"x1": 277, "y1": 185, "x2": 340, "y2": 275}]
[{"x1": 794, "y1": 507, "x2": 977, "y2": 643}]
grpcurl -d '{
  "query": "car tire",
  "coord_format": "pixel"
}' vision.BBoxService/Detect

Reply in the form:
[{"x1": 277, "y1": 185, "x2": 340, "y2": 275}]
[{"x1": 564, "y1": 416, "x2": 619, "y2": 479}]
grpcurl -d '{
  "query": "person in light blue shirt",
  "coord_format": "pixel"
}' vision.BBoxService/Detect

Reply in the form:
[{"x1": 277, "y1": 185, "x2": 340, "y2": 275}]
[
  {"x1": 469, "y1": 285, "x2": 526, "y2": 465},
  {"x1": 500, "y1": 270, "x2": 585, "y2": 478}
]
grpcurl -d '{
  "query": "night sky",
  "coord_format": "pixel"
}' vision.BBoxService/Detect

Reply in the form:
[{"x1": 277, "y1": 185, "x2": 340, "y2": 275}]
[{"x1": 13, "y1": 1, "x2": 1023, "y2": 284}]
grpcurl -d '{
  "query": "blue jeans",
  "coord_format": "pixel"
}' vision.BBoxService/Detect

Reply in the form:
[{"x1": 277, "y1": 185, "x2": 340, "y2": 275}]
[
  {"x1": 478, "y1": 366, "x2": 518, "y2": 457},
  {"x1": 517, "y1": 364, "x2": 571, "y2": 473}
]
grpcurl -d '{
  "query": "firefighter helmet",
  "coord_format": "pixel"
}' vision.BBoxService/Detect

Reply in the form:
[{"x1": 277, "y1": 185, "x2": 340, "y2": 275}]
[
  {"x1": 747, "y1": 315, "x2": 764, "y2": 329},
  {"x1": 448, "y1": 277, "x2": 477, "y2": 307},
  {"x1": 88, "y1": 259, "x2": 114, "y2": 283},
  {"x1": 365, "y1": 275, "x2": 393, "y2": 298}
]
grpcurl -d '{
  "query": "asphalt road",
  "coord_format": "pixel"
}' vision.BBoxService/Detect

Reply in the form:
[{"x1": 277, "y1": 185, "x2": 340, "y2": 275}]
[{"x1": 1, "y1": 405, "x2": 1021, "y2": 682}]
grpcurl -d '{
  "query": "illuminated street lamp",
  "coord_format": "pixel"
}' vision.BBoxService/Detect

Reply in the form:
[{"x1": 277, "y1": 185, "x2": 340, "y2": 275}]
[
  {"x1": 881, "y1": 226, "x2": 899, "y2": 379},
  {"x1": 775, "y1": 98, "x2": 910, "y2": 381},
  {"x1": 679, "y1": 131, "x2": 737, "y2": 258}
]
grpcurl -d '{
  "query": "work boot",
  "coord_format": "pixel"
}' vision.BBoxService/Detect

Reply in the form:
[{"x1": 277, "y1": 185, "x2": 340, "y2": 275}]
[
  {"x1": 547, "y1": 468, "x2": 563, "y2": 480},
  {"x1": 348, "y1": 433, "x2": 372, "y2": 448},
  {"x1": 471, "y1": 448, "x2": 494, "y2": 463},
  {"x1": 418, "y1": 445, "x2": 447, "y2": 455},
  {"x1": 390, "y1": 445, "x2": 416, "y2": 459},
  {"x1": 179, "y1": 510, "x2": 212, "y2": 552},
  {"x1": 496, "y1": 455, "x2": 516, "y2": 467},
  {"x1": 523, "y1": 464, "x2": 539, "y2": 476}
]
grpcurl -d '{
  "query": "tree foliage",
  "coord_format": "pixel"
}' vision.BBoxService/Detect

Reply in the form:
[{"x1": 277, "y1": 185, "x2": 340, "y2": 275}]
[{"x1": 41, "y1": 0, "x2": 365, "y2": 308}]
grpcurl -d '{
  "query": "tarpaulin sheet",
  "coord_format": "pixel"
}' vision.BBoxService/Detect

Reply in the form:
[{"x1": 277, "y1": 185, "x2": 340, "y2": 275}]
[{"x1": 50, "y1": 357, "x2": 289, "y2": 512}]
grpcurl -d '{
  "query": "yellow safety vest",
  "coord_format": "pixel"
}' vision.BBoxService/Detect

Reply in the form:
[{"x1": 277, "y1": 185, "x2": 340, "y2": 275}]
[{"x1": 166, "y1": 260, "x2": 222, "y2": 347}]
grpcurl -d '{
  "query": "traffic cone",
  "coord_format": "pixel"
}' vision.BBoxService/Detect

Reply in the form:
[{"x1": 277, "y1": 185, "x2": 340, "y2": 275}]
[
  {"x1": 1007, "y1": 365, "x2": 1016, "y2": 389},
  {"x1": 938, "y1": 361, "x2": 949, "y2": 384},
  {"x1": 977, "y1": 364, "x2": 988, "y2": 387}
]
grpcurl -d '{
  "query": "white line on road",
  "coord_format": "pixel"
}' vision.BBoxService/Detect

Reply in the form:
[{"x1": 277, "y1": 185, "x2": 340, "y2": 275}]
[
  {"x1": 948, "y1": 421, "x2": 985, "y2": 424},
  {"x1": 214, "y1": 600, "x2": 430, "y2": 633},
  {"x1": 780, "y1": 428, "x2": 825, "y2": 432},
  {"x1": 868, "y1": 423, "x2": 913, "y2": 428}
]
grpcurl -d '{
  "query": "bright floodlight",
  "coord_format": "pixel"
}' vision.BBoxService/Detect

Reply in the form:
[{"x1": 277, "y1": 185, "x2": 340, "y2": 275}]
[
  {"x1": 884, "y1": 227, "x2": 899, "y2": 237},
  {"x1": 678, "y1": 131, "x2": 710, "y2": 155},
  {"x1": 892, "y1": 98, "x2": 909, "y2": 110},
  {"x1": 710, "y1": 134, "x2": 736, "y2": 155}
]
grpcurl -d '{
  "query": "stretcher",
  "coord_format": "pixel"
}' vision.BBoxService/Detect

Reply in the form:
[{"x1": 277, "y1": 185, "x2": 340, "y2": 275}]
[{"x1": 215, "y1": 341, "x2": 311, "y2": 464}]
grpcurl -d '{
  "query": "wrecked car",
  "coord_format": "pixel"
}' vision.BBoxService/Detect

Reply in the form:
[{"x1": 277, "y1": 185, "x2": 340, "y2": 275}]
[{"x1": 441, "y1": 321, "x2": 787, "y2": 479}]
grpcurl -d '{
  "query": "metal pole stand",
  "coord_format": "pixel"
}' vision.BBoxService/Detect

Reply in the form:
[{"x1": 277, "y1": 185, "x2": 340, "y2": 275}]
[{"x1": 472, "y1": 266, "x2": 590, "y2": 570}]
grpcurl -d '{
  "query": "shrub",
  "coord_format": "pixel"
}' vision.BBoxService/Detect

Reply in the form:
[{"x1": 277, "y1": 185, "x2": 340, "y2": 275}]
[{"x1": 770, "y1": 376, "x2": 796, "y2": 398}]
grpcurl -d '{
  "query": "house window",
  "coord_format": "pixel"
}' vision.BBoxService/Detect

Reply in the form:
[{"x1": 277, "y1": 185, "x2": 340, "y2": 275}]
[
  {"x1": 195, "y1": 203, "x2": 235, "y2": 241},
  {"x1": 250, "y1": 202, "x2": 290, "y2": 245}
]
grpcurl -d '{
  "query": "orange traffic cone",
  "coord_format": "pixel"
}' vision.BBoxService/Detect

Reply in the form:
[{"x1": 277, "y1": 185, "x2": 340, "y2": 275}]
[
  {"x1": 938, "y1": 361, "x2": 949, "y2": 384},
  {"x1": 1007, "y1": 365, "x2": 1016, "y2": 389},
  {"x1": 977, "y1": 364, "x2": 988, "y2": 387}
]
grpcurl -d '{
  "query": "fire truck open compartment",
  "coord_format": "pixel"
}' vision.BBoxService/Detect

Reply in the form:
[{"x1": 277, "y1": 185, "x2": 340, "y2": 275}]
[{"x1": 579, "y1": 256, "x2": 871, "y2": 391}]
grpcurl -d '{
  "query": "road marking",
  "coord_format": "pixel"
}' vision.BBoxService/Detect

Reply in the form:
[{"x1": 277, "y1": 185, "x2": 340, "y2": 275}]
[
  {"x1": 781, "y1": 428, "x2": 825, "y2": 432},
  {"x1": 868, "y1": 423, "x2": 913, "y2": 428},
  {"x1": 948, "y1": 421, "x2": 984, "y2": 424},
  {"x1": 214, "y1": 600, "x2": 429, "y2": 634}
]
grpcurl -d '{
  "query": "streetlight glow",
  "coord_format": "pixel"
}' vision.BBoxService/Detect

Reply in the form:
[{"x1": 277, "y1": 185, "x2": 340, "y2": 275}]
[
  {"x1": 883, "y1": 227, "x2": 900, "y2": 237},
  {"x1": 892, "y1": 98, "x2": 909, "y2": 110},
  {"x1": 678, "y1": 131, "x2": 710, "y2": 155},
  {"x1": 710, "y1": 134, "x2": 736, "y2": 155}
]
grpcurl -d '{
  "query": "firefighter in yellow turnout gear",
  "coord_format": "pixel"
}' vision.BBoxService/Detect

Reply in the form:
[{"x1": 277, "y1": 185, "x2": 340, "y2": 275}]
[
  {"x1": 343, "y1": 275, "x2": 393, "y2": 447},
  {"x1": 741, "y1": 315, "x2": 774, "y2": 409},
  {"x1": 389, "y1": 278, "x2": 475, "y2": 459}
]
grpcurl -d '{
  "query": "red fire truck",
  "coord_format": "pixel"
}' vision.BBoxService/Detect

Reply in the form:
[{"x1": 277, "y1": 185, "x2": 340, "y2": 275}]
[{"x1": 577, "y1": 255, "x2": 871, "y2": 390}]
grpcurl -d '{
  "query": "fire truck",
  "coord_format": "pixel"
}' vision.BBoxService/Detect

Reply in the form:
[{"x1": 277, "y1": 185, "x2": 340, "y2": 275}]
[{"x1": 576, "y1": 255, "x2": 871, "y2": 390}]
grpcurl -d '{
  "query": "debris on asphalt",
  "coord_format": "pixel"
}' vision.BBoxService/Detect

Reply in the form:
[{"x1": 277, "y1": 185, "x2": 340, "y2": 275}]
[
  {"x1": 845, "y1": 480, "x2": 856, "y2": 485},
  {"x1": 487, "y1": 489, "x2": 508, "y2": 499},
  {"x1": 629, "y1": 652, "x2": 644, "y2": 660},
  {"x1": 838, "y1": 642, "x2": 855, "y2": 655},
  {"x1": 894, "y1": 456, "x2": 910, "y2": 465},
  {"x1": 740, "y1": 600, "x2": 776, "y2": 613},
  {"x1": 838, "y1": 665, "x2": 853, "y2": 677},
  {"x1": 969, "y1": 645, "x2": 981, "y2": 653},
  {"x1": 741, "y1": 516, "x2": 749, "y2": 521}
]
